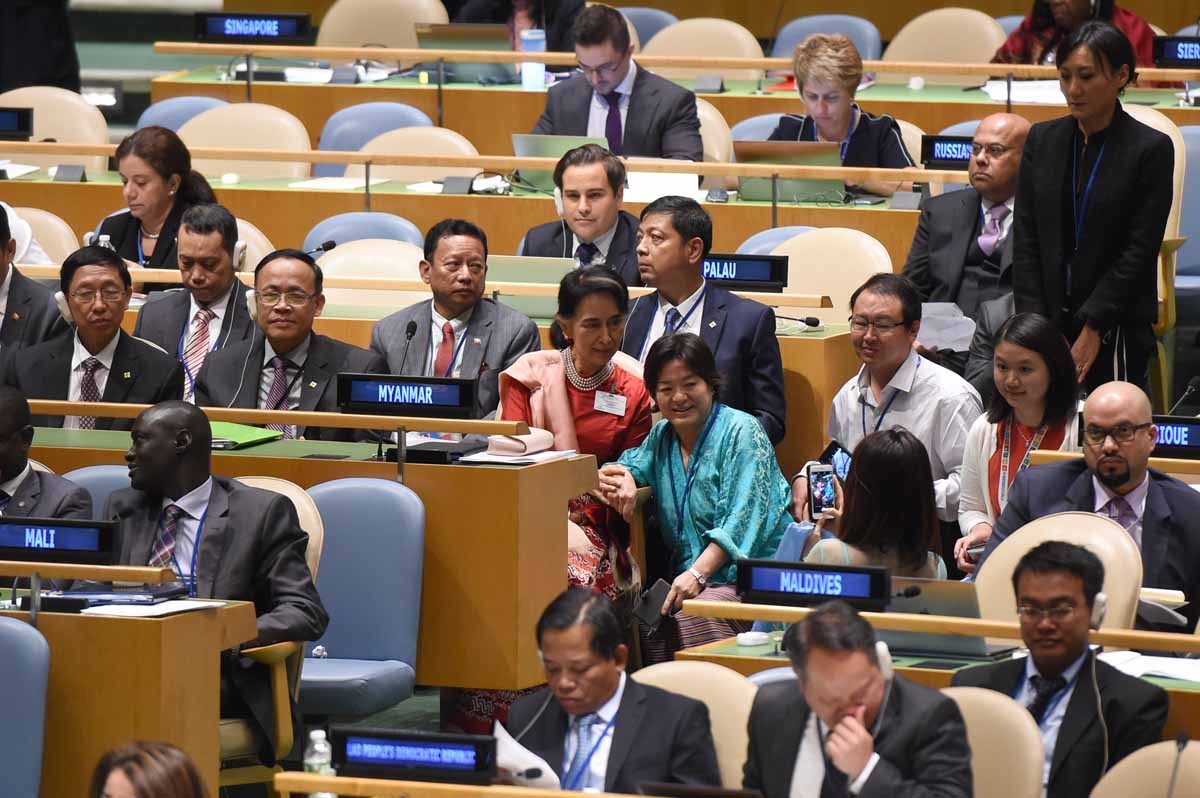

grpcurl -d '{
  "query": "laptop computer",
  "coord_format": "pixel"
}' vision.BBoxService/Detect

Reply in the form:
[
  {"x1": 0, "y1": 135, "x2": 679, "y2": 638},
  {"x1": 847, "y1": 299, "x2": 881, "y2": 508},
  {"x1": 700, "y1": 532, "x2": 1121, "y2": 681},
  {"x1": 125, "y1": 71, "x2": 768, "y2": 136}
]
[
  {"x1": 881, "y1": 577, "x2": 1018, "y2": 660},
  {"x1": 415, "y1": 23, "x2": 515, "y2": 85},
  {"x1": 512, "y1": 133, "x2": 608, "y2": 192},
  {"x1": 733, "y1": 141, "x2": 847, "y2": 204},
  {"x1": 487, "y1": 254, "x2": 575, "y2": 319}
]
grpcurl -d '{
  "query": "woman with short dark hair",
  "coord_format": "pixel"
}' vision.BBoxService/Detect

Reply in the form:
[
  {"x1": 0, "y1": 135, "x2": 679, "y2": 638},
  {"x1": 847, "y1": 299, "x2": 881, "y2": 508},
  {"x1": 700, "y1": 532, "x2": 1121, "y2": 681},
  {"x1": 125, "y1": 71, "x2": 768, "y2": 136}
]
[{"x1": 90, "y1": 741, "x2": 207, "y2": 798}]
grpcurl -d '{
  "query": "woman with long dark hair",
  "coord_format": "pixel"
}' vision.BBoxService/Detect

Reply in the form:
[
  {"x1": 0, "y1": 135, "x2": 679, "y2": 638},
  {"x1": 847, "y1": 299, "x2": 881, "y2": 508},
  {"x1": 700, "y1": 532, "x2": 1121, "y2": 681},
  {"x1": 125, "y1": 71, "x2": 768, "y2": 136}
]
[{"x1": 992, "y1": 0, "x2": 1156, "y2": 67}]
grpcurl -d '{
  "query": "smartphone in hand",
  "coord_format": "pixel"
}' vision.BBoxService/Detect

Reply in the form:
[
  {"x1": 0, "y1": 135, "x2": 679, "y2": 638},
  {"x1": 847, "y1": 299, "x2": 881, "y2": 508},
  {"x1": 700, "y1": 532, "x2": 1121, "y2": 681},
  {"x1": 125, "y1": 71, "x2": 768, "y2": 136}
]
[
  {"x1": 633, "y1": 579, "x2": 672, "y2": 629},
  {"x1": 807, "y1": 463, "x2": 837, "y2": 519}
]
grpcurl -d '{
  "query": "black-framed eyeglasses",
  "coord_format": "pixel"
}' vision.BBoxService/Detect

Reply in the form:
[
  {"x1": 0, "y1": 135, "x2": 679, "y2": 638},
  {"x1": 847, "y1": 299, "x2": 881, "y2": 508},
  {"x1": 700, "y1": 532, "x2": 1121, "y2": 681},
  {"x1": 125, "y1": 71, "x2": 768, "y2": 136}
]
[
  {"x1": 848, "y1": 316, "x2": 907, "y2": 334},
  {"x1": 1016, "y1": 603, "x2": 1078, "y2": 623},
  {"x1": 1083, "y1": 422, "x2": 1153, "y2": 445}
]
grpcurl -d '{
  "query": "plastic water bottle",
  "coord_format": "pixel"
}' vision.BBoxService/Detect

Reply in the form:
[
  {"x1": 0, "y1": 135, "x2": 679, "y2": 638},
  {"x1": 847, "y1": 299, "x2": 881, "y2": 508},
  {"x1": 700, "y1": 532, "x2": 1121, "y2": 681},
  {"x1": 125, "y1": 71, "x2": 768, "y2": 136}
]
[
  {"x1": 303, "y1": 729, "x2": 337, "y2": 798},
  {"x1": 520, "y1": 28, "x2": 547, "y2": 91},
  {"x1": 97, "y1": 234, "x2": 115, "y2": 251}
]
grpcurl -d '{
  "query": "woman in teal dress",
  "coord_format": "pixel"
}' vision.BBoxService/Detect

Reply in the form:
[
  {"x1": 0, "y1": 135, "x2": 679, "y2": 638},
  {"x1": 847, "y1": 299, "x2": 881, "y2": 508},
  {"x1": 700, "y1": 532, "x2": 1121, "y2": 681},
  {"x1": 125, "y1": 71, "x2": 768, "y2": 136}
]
[{"x1": 598, "y1": 333, "x2": 791, "y2": 662}]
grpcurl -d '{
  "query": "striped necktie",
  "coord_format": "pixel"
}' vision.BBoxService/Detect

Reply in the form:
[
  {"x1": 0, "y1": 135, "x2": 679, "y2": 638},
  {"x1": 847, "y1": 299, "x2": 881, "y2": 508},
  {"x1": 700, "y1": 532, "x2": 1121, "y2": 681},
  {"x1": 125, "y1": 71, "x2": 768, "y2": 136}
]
[
  {"x1": 182, "y1": 306, "x2": 216, "y2": 401},
  {"x1": 149, "y1": 504, "x2": 185, "y2": 571}
]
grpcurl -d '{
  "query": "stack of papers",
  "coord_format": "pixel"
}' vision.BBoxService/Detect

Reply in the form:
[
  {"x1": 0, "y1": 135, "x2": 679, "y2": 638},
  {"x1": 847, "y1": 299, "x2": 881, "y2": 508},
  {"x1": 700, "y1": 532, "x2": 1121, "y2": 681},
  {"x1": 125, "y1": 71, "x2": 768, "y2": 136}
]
[
  {"x1": 80, "y1": 599, "x2": 226, "y2": 618},
  {"x1": 982, "y1": 79, "x2": 1066, "y2": 105},
  {"x1": 0, "y1": 161, "x2": 38, "y2": 179},
  {"x1": 459, "y1": 449, "x2": 576, "y2": 466},
  {"x1": 287, "y1": 177, "x2": 389, "y2": 190},
  {"x1": 1099, "y1": 650, "x2": 1200, "y2": 682}
]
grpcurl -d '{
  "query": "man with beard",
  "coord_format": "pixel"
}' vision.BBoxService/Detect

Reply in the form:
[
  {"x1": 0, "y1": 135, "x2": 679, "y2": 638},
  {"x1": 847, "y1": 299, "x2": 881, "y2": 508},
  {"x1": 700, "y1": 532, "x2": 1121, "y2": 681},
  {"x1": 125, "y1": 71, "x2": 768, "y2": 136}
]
[{"x1": 977, "y1": 380, "x2": 1200, "y2": 630}]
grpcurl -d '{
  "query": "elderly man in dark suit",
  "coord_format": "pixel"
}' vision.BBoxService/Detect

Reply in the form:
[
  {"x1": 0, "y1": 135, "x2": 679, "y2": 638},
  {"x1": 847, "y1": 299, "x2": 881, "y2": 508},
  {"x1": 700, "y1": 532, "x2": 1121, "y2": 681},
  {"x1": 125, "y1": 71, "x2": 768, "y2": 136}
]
[
  {"x1": 744, "y1": 601, "x2": 972, "y2": 798},
  {"x1": 0, "y1": 246, "x2": 184, "y2": 430},
  {"x1": 620, "y1": 196, "x2": 786, "y2": 444},
  {"x1": 0, "y1": 386, "x2": 90, "y2": 519},
  {"x1": 0, "y1": 208, "x2": 65, "y2": 351},
  {"x1": 370, "y1": 219, "x2": 540, "y2": 418},
  {"x1": 531, "y1": 4, "x2": 702, "y2": 161},
  {"x1": 521, "y1": 144, "x2": 641, "y2": 286},
  {"x1": 107, "y1": 400, "x2": 326, "y2": 762},
  {"x1": 955, "y1": 542, "x2": 1166, "y2": 798},
  {"x1": 194, "y1": 248, "x2": 385, "y2": 442},
  {"x1": 133, "y1": 204, "x2": 255, "y2": 402},
  {"x1": 902, "y1": 113, "x2": 1030, "y2": 376},
  {"x1": 506, "y1": 588, "x2": 720, "y2": 792},
  {"x1": 978, "y1": 381, "x2": 1200, "y2": 629}
]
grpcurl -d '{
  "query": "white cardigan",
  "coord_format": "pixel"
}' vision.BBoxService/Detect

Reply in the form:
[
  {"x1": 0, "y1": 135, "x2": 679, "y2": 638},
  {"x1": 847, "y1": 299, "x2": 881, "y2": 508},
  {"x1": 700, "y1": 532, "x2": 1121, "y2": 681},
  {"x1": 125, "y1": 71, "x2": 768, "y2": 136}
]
[{"x1": 958, "y1": 412, "x2": 1080, "y2": 536}]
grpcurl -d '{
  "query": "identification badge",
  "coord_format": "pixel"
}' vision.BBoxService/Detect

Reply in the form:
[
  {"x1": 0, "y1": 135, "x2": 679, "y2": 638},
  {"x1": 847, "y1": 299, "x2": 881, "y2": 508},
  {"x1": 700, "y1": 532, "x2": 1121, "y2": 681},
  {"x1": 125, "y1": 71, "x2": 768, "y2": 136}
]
[{"x1": 594, "y1": 390, "x2": 627, "y2": 416}]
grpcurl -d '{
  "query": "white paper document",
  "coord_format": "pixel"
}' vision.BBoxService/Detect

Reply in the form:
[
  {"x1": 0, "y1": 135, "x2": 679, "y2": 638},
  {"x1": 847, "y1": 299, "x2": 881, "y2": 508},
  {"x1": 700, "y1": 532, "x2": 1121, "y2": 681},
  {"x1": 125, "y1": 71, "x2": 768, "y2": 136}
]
[
  {"x1": 459, "y1": 449, "x2": 577, "y2": 466},
  {"x1": 918, "y1": 302, "x2": 977, "y2": 352},
  {"x1": 0, "y1": 161, "x2": 39, "y2": 179},
  {"x1": 624, "y1": 170, "x2": 706, "y2": 203},
  {"x1": 982, "y1": 79, "x2": 1066, "y2": 105},
  {"x1": 494, "y1": 720, "x2": 561, "y2": 789},
  {"x1": 80, "y1": 599, "x2": 226, "y2": 618},
  {"x1": 1099, "y1": 652, "x2": 1200, "y2": 683},
  {"x1": 287, "y1": 177, "x2": 390, "y2": 190}
]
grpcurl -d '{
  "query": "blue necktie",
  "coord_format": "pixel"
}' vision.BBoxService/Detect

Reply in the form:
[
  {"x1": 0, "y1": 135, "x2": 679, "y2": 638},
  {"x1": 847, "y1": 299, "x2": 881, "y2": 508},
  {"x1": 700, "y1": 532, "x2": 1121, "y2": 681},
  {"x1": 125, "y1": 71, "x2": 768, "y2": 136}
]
[
  {"x1": 563, "y1": 713, "x2": 600, "y2": 790},
  {"x1": 664, "y1": 308, "x2": 683, "y2": 334}
]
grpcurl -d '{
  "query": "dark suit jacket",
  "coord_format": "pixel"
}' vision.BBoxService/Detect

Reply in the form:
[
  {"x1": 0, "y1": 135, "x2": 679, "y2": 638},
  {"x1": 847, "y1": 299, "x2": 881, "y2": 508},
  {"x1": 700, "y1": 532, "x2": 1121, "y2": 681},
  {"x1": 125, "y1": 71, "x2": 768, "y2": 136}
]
[
  {"x1": 903, "y1": 186, "x2": 1013, "y2": 305},
  {"x1": 0, "y1": 266, "x2": 67, "y2": 351},
  {"x1": 0, "y1": 331, "x2": 185, "y2": 430},
  {"x1": 0, "y1": 0, "x2": 79, "y2": 92},
  {"x1": 621, "y1": 286, "x2": 786, "y2": 444},
  {"x1": 522, "y1": 210, "x2": 643, "y2": 287},
  {"x1": 3, "y1": 467, "x2": 92, "y2": 519},
  {"x1": 507, "y1": 679, "x2": 721, "y2": 793},
  {"x1": 132, "y1": 282, "x2": 256, "y2": 363},
  {"x1": 453, "y1": 0, "x2": 584, "y2": 51},
  {"x1": 193, "y1": 332, "x2": 386, "y2": 442},
  {"x1": 963, "y1": 293, "x2": 1014, "y2": 403},
  {"x1": 744, "y1": 677, "x2": 972, "y2": 798},
  {"x1": 980, "y1": 459, "x2": 1200, "y2": 630},
  {"x1": 1012, "y1": 104, "x2": 1172, "y2": 337},
  {"x1": 532, "y1": 67, "x2": 703, "y2": 161},
  {"x1": 952, "y1": 653, "x2": 1167, "y2": 798},
  {"x1": 98, "y1": 202, "x2": 189, "y2": 269},
  {"x1": 106, "y1": 476, "x2": 328, "y2": 762}
]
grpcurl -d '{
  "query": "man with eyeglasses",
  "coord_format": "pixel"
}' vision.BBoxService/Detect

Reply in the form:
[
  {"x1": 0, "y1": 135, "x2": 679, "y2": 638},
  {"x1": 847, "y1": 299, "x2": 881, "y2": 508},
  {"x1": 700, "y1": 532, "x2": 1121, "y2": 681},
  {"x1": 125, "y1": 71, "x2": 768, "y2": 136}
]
[
  {"x1": 902, "y1": 113, "x2": 1031, "y2": 387},
  {"x1": 978, "y1": 380, "x2": 1200, "y2": 629},
  {"x1": 954, "y1": 541, "x2": 1166, "y2": 798},
  {"x1": 531, "y1": 4, "x2": 702, "y2": 161},
  {"x1": 194, "y1": 249, "x2": 386, "y2": 441},
  {"x1": 0, "y1": 246, "x2": 184, "y2": 430}
]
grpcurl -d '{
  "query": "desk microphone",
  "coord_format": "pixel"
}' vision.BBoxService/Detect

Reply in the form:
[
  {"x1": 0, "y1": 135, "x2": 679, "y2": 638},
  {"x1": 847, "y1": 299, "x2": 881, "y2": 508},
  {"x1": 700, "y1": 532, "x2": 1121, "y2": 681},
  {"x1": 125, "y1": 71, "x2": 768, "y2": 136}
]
[
  {"x1": 1166, "y1": 732, "x2": 1188, "y2": 798},
  {"x1": 775, "y1": 314, "x2": 821, "y2": 327},
  {"x1": 305, "y1": 240, "x2": 336, "y2": 257},
  {"x1": 399, "y1": 320, "x2": 418, "y2": 370},
  {"x1": 1167, "y1": 377, "x2": 1200, "y2": 415},
  {"x1": 893, "y1": 585, "x2": 921, "y2": 599}
]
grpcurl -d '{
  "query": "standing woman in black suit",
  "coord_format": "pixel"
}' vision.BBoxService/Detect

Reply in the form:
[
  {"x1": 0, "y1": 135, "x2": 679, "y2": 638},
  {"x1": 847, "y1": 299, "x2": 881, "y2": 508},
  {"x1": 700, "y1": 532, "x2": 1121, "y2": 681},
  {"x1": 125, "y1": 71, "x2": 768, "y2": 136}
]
[{"x1": 1011, "y1": 21, "x2": 1173, "y2": 392}]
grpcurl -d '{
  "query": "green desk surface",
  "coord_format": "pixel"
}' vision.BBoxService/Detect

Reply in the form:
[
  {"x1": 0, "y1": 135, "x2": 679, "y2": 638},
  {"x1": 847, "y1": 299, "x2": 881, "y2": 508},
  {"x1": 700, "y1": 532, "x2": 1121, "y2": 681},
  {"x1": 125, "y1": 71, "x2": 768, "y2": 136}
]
[{"x1": 33, "y1": 427, "x2": 380, "y2": 460}]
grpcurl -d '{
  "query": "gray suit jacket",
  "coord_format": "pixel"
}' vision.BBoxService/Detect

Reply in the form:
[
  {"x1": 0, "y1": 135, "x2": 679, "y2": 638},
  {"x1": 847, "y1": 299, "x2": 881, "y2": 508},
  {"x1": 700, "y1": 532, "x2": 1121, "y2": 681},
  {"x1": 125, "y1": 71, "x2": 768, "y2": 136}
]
[
  {"x1": 3, "y1": 467, "x2": 92, "y2": 519},
  {"x1": 132, "y1": 282, "x2": 256, "y2": 366},
  {"x1": 0, "y1": 266, "x2": 66, "y2": 351},
  {"x1": 532, "y1": 67, "x2": 703, "y2": 161},
  {"x1": 744, "y1": 677, "x2": 973, "y2": 798},
  {"x1": 370, "y1": 298, "x2": 541, "y2": 417}
]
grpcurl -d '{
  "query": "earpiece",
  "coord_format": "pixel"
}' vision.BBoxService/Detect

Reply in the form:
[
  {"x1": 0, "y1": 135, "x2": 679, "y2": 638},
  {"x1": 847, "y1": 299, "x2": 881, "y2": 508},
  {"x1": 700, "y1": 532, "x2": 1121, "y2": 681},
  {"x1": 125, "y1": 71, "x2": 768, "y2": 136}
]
[
  {"x1": 233, "y1": 240, "x2": 248, "y2": 272},
  {"x1": 54, "y1": 291, "x2": 73, "y2": 324},
  {"x1": 1090, "y1": 591, "x2": 1108, "y2": 630},
  {"x1": 553, "y1": 187, "x2": 564, "y2": 217},
  {"x1": 875, "y1": 640, "x2": 894, "y2": 681},
  {"x1": 245, "y1": 289, "x2": 258, "y2": 322}
]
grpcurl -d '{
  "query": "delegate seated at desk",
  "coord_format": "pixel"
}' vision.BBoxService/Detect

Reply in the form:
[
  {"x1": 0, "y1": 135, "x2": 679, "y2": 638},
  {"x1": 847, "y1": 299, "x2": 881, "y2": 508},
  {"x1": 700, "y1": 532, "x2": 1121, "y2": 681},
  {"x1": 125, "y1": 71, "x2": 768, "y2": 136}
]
[
  {"x1": 194, "y1": 248, "x2": 385, "y2": 442},
  {"x1": 953, "y1": 541, "x2": 1166, "y2": 798},
  {"x1": 106, "y1": 401, "x2": 327, "y2": 763},
  {"x1": 531, "y1": 4, "x2": 703, "y2": 162},
  {"x1": 521, "y1": 144, "x2": 642, "y2": 286},
  {"x1": 0, "y1": 246, "x2": 185, "y2": 431},
  {"x1": 0, "y1": 386, "x2": 91, "y2": 519},
  {"x1": 453, "y1": 0, "x2": 584, "y2": 51},
  {"x1": 370, "y1": 218, "x2": 541, "y2": 418},
  {"x1": 133, "y1": 203, "x2": 256, "y2": 402},
  {"x1": 0, "y1": 204, "x2": 63, "y2": 351}
]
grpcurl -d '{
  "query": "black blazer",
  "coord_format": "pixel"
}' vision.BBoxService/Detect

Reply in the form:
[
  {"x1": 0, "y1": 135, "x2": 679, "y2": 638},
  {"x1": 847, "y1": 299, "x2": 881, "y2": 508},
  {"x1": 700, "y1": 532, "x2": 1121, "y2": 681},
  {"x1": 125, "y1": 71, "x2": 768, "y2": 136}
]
[
  {"x1": 621, "y1": 285, "x2": 786, "y2": 445},
  {"x1": 532, "y1": 67, "x2": 703, "y2": 161},
  {"x1": 902, "y1": 186, "x2": 1013, "y2": 304},
  {"x1": 0, "y1": 266, "x2": 67, "y2": 350},
  {"x1": 0, "y1": 1, "x2": 79, "y2": 92},
  {"x1": 767, "y1": 109, "x2": 915, "y2": 169},
  {"x1": 98, "y1": 202, "x2": 190, "y2": 269},
  {"x1": 453, "y1": 0, "x2": 584, "y2": 51},
  {"x1": 193, "y1": 332, "x2": 387, "y2": 442},
  {"x1": 980, "y1": 458, "x2": 1200, "y2": 630},
  {"x1": 1012, "y1": 104, "x2": 1173, "y2": 336},
  {"x1": 522, "y1": 210, "x2": 643, "y2": 286},
  {"x1": 507, "y1": 679, "x2": 721, "y2": 793},
  {"x1": 0, "y1": 331, "x2": 185, "y2": 429},
  {"x1": 963, "y1": 293, "x2": 1015, "y2": 403},
  {"x1": 952, "y1": 653, "x2": 1167, "y2": 798},
  {"x1": 744, "y1": 677, "x2": 972, "y2": 798}
]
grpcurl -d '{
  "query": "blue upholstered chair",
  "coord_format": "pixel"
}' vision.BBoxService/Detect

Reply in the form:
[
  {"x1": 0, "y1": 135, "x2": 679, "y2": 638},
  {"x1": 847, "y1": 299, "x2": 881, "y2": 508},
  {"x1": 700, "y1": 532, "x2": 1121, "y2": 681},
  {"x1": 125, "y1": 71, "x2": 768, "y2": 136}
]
[
  {"x1": 62, "y1": 465, "x2": 129, "y2": 516},
  {"x1": 737, "y1": 226, "x2": 815, "y2": 255},
  {"x1": 620, "y1": 7, "x2": 679, "y2": 47},
  {"x1": 136, "y1": 96, "x2": 228, "y2": 132},
  {"x1": 730, "y1": 113, "x2": 785, "y2": 142},
  {"x1": 996, "y1": 15, "x2": 1026, "y2": 36},
  {"x1": 315, "y1": 102, "x2": 433, "y2": 177},
  {"x1": 300, "y1": 478, "x2": 425, "y2": 719},
  {"x1": 747, "y1": 666, "x2": 794, "y2": 687},
  {"x1": 0, "y1": 617, "x2": 50, "y2": 796},
  {"x1": 302, "y1": 211, "x2": 424, "y2": 252},
  {"x1": 939, "y1": 120, "x2": 981, "y2": 137},
  {"x1": 771, "y1": 15, "x2": 882, "y2": 60},
  {"x1": 1175, "y1": 126, "x2": 1200, "y2": 325}
]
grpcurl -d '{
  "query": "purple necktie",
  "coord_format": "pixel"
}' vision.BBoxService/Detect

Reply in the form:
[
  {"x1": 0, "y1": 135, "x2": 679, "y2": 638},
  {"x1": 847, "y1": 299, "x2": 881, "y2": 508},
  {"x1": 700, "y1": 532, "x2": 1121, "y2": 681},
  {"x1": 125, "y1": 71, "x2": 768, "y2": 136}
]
[
  {"x1": 149, "y1": 504, "x2": 185, "y2": 570},
  {"x1": 977, "y1": 203, "x2": 1011, "y2": 256},
  {"x1": 264, "y1": 355, "x2": 296, "y2": 439},
  {"x1": 603, "y1": 91, "x2": 623, "y2": 155},
  {"x1": 1103, "y1": 496, "x2": 1138, "y2": 536},
  {"x1": 77, "y1": 357, "x2": 102, "y2": 430}
]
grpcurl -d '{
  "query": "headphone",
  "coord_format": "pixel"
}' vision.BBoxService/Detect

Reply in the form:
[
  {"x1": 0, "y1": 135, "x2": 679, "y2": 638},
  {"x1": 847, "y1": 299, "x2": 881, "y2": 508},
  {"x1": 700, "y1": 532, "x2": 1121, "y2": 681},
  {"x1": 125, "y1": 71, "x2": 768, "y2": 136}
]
[
  {"x1": 1090, "y1": 591, "x2": 1108, "y2": 630},
  {"x1": 54, "y1": 290, "x2": 73, "y2": 324},
  {"x1": 232, "y1": 240, "x2": 248, "y2": 272},
  {"x1": 554, "y1": 186, "x2": 572, "y2": 259},
  {"x1": 1088, "y1": 590, "x2": 1110, "y2": 781},
  {"x1": 875, "y1": 640, "x2": 894, "y2": 681}
]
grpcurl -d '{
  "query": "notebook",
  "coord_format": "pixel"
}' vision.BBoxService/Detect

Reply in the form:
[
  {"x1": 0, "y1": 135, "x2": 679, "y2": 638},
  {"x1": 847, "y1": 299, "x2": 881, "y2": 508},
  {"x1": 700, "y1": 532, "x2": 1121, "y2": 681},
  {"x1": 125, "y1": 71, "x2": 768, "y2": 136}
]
[{"x1": 210, "y1": 421, "x2": 284, "y2": 450}]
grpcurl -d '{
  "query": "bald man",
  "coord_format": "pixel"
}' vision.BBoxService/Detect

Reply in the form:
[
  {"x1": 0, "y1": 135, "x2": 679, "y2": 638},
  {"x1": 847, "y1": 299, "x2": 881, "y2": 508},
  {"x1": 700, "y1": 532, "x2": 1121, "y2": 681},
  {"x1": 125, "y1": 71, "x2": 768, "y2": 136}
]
[
  {"x1": 903, "y1": 113, "x2": 1032, "y2": 379},
  {"x1": 978, "y1": 381, "x2": 1200, "y2": 629},
  {"x1": 106, "y1": 400, "x2": 327, "y2": 763}
]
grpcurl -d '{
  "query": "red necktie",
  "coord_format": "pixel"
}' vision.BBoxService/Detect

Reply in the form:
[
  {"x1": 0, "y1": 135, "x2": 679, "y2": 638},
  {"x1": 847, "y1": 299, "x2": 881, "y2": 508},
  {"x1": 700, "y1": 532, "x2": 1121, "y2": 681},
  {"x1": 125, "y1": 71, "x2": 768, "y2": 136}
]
[{"x1": 433, "y1": 321, "x2": 455, "y2": 376}]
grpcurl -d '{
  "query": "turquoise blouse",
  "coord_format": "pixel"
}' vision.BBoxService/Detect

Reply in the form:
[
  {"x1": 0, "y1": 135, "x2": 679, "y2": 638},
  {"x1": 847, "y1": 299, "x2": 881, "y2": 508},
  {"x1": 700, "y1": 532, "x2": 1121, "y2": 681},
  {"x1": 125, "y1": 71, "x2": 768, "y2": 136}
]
[{"x1": 615, "y1": 404, "x2": 791, "y2": 585}]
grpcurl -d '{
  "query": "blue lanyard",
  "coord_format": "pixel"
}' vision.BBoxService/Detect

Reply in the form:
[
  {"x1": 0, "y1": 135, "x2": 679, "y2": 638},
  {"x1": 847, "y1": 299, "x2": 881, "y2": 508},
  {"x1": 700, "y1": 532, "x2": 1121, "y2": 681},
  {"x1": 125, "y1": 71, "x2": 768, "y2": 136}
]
[
  {"x1": 429, "y1": 324, "x2": 470, "y2": 377},
  {"x1": 165, "y1": 505, "x2": 208, "y2": 598},
  {"x1": 1071, "y1": 135, "x2": 1106, "y2": 252},
  {"x1": 666, "y1": 403, "x2": 722, "y2": 544},
  {"x1": 135, "y1": 224, "x2": 151, "y2": 267},
  {"x1": 563, "y1": 714, "x2": 617, "y2": 791},
  {"x1": 861, "y1": 356, "x2": 919, "y2": 436},
  {"x1": 639, "y1": 284, "x2": 707, "y2": 361}
]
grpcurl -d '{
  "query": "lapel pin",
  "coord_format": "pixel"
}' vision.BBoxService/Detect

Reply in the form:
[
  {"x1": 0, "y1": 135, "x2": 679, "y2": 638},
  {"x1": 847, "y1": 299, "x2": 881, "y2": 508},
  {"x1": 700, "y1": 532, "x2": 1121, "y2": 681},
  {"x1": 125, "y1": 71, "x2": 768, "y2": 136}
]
[
  {"x1": 708, "y1": 320, "x2": 717, "y2": 328},
  {"x1": 472, "y1": 337, "x2": 481, "y2": 345},
  {"x1": 10, "y1": 312, "x2": 18, "y2": 321},
  {"x1": 123, "y1": 371, "x2": 132, "y2": 379},
  {"x1": 308, "y1": 381, "x2": 318, "y2": 388}
]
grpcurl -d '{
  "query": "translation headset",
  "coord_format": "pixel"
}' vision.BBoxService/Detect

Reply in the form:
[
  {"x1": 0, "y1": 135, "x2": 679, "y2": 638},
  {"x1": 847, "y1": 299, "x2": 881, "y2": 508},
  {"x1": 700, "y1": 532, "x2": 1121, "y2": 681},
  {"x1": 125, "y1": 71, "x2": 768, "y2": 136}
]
[
  {"x1": 1088, "y1": 590, "x2": 1110, "y2": 783},
  {"x1": 554, "y1": 186, "x2": 571, "y2": 259}
]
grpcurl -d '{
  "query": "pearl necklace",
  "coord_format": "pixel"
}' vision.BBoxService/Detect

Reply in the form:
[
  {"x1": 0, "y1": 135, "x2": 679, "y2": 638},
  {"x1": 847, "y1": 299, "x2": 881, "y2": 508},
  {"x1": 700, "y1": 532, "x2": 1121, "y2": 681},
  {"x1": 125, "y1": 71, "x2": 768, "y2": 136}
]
[{"x1": 562, "y1": 347, "x2": 613, "y2": 391}]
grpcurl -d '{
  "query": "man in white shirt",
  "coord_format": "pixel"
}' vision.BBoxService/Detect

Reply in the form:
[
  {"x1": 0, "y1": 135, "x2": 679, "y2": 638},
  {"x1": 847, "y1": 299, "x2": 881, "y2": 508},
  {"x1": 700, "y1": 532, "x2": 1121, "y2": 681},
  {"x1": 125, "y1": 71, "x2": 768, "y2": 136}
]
[
  {"x1": 133, "y1": 203, "x2": 255, "y2": 401},
  {"x1": 531, "y1": 4, "x2": 702, "y2": 161},
  {"x1": 505, "y1": 588, "x2": 719, "y2": 792},
  {"x1": 0, "y1": 246, "x2": 184, "y2": 430}
]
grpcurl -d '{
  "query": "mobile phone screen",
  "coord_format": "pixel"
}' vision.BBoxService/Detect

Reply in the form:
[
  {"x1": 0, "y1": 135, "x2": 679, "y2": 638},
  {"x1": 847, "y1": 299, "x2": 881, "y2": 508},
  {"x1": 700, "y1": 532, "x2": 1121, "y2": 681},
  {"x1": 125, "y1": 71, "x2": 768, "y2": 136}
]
[
  {"x1": 809, "y1": 469, "x2": 837, "y2": 518},
  {"x1": 819, "y1": 440, "x2": 853, "y2": 481}
]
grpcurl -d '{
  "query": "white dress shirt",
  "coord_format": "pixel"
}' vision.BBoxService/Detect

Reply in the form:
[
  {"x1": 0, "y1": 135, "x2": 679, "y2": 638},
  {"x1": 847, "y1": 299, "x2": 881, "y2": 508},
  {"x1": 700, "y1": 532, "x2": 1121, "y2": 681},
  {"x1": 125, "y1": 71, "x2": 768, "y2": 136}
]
[
  {"x1": 428, "y1": 302, "x2": 474, "y2": 379},
  {"x1": 636, "y1": 280, "x2": 707, "y2": 361},
  {"x1": 64, "y1": 332, "x2": 121, "y2": 429},
  {"x1": 0, "y1": 462, "x2": 32, "y2": 510},
  {"x1": 586, "y1": 61, "x2": 637, "y2": 142},
  {"x1": 562, "y1": 671, "x2": 626, "y2": 792},
  {"x1": 788, "y1": 712, "x2": 880, "y2": 798},
  {"x1": 1012, "y1": 651, "x2": 1088, "y2": 798},
  {"x1": 829, "y1": 349, "x2": 983, "y2": 521},
  {"x1": 573, "y1": 221, "x2": 620, "y2": 268},
  {"x1": 0, "y1": 264, "x2": 12, "y2": 338},
  {"x1": 161, "y1": 477, "x2": 214, "y2": 583},
  {"x1": 1092, "y1": 473, "x2": 1149, "y2": 548}
]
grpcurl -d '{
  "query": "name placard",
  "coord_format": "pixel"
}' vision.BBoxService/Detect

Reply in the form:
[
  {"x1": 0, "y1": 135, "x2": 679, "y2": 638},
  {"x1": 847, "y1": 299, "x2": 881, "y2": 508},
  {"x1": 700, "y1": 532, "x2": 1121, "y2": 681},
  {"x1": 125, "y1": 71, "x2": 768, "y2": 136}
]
[
  {"x1": 1151, "y1": 415, "x2": 1200, "y2": 459},
  {"x1": 1153, "y1": 36, "x2": 1200, "y2": 68},
  {"x1": 194, "y1": 13, "x2": 313, "y2": 44},
  {"x1": 332, "y1": 726, "x2": 496, "y2": 784},
  {"x1": 0, "y1": 518, "x2": 116, "y2": 565},
  {"x1": 338, "y1": 373, "x2": 478, "y2": 419},
  {"x1": 737, "y1": 559, "x2": 890, "y2": 611},
  {"x1": 0, "y1": 107, "x2": 32, "y2": 142},
  {"x1": 920, "y1": 135, "x2": 974, "y2": 169},
  {"x1": 701, "y1": 252, "x2": 788, "y2": 292}
]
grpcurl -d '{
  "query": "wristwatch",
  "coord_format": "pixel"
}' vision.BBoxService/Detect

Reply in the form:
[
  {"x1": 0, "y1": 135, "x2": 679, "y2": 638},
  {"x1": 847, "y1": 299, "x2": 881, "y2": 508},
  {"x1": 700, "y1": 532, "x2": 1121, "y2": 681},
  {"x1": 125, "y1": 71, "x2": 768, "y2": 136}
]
[{"x1": 688, "y1": 567, "x2": 707, "y2": 587}]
